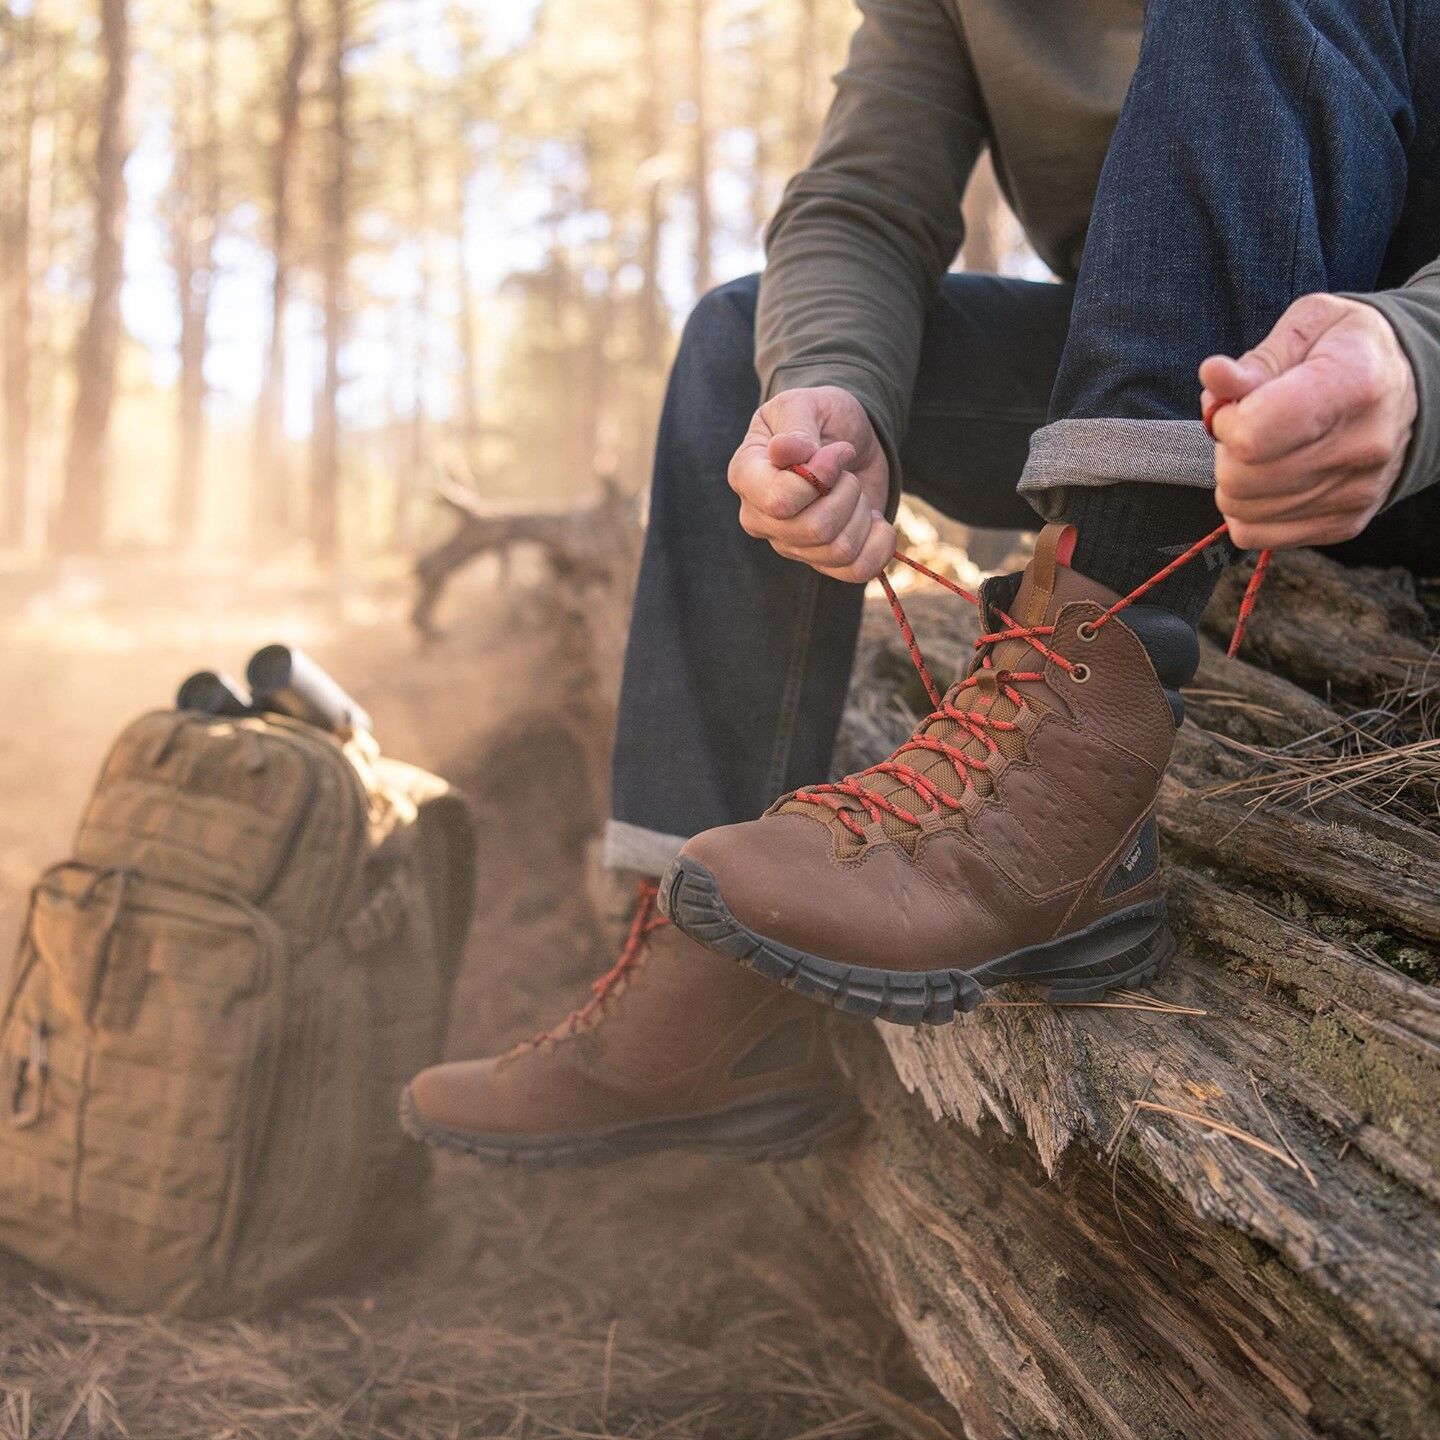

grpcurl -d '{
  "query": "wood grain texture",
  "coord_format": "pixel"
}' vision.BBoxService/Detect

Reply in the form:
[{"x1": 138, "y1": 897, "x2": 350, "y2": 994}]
[{"x1": 805, "y1": 548, "x2": 1440, "y2": 1439}]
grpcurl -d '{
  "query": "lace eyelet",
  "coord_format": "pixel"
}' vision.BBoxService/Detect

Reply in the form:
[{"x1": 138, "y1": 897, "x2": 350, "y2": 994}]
[
  {"x1": 1069, "y1": 663, "x2": 1091, "y2": 684},
  {"x1": 1076, "y1": 621, "x2": 1097, "y2": 643}
]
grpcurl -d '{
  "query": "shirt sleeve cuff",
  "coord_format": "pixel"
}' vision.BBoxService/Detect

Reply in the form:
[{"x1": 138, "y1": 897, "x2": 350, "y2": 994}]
[
  {"x1": 1346, "y1": 266, "x2": 1440, "y2": 509},
  {"x1": 764, "y1": 360, "x2": 905, "y2": 520}
]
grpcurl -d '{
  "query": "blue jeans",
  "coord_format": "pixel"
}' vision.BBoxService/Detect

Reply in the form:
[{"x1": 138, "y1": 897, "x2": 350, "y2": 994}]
[{"x1": 607, "y1": 0, "x2": 1440, "y2": 874}]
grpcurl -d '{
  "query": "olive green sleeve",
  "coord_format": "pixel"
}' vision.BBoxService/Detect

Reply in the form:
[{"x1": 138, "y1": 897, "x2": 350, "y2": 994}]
[
  {"x1": 755, "y1": 0, "x2": 987, "y2": 512},
  {"x1": 1350, "y1": 259, "x2": 1440, "y2": 507}
]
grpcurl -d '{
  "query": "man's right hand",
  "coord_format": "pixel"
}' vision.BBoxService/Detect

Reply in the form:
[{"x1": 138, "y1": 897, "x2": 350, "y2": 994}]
[{"x1": 727, "y1": 386, "x2": 895, "y2": 583}]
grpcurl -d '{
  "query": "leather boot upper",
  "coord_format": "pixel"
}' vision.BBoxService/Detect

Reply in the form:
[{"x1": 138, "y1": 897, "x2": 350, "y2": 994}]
[
  {"x1": 407, "y1": 903, "x2": 845, "y2": 1137},
  {"x1": 680, "y1": 524, "x2": 1189, "y2": 973}
]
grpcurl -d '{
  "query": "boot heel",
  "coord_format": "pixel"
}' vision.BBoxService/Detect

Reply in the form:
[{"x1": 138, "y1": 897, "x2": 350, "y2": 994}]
[{"x1": 1041, "y1": 922, "x2": 1177, "y2": 1004}]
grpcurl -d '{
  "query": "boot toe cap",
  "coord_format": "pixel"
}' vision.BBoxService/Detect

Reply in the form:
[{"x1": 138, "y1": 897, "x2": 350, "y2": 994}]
[
  {"x1": 678, "y1": 813, "x2": 915, "y2": 967},
  {"x1": 406, "y1": 1057, "x2": 511, "y2": 1135}
]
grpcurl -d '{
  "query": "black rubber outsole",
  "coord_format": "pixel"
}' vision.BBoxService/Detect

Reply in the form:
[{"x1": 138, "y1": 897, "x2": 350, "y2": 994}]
[
  {"x1": 398, "y1": 1085, "x2": 860, "y2": 1168},
  {"x1": 658, "y1": 856, "x2": 1176, "y2": 1028}
]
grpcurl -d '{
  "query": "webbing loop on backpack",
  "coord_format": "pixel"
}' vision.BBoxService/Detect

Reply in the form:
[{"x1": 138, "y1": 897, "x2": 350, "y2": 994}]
[
  {"x1": 7, "y1": 1021, "x2": 48, "y2": 1130},
  {"x1": 342, "y1": 872, "x2": 411, "y2": 954}
]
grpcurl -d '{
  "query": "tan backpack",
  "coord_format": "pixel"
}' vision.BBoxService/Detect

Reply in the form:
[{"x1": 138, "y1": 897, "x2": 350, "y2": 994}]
[{"x1": 0, "y1": 708, "x2": 475, "y2": 1315}]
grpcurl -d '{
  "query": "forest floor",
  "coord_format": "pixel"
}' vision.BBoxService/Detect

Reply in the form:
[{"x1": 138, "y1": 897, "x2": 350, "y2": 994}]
[{"x1": 0, "y1": 552, "x2": 956, "y2": 1440}]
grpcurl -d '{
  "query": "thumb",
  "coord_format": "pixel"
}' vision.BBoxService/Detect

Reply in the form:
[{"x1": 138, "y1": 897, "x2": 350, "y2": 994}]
[
  {"x1": 1199, "y1": 353, "x2": 1272, "y2": 406},
  {"x1": 1199, "y1": 294, "x2": 1344, "y2": 407},
  {"x1": 768, "y1": 434, "x2": 855, "y2": 489}
]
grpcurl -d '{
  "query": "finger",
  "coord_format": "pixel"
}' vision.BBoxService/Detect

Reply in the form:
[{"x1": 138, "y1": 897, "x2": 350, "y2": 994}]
[
  {"x1": 1224, "y1": 506, "x2": 1374, "y2": 552},
  {"x1": 1219, "y1": 464, "x2": 1390, "y2": 530},
  {"x1": 776, "y1": 483, "x2": 872, "y2": 567},
  {"x1": 1216, "y1": 467, "x2": 1345, "y2": 523},
  {"x1": 1215, "y1": 413, "x2": 1400, "y2": 505},
  {"x1": 768, "y1": 436, "x2": 854, "y2": 490},
  {"x1": 729, "y1": 445, "x2": 825, "y2": 519},
  {"x1": 1200, "y1": 293, "x2": 1347, "y2": 405},
  {"x1": 1213, "y1": 356, "x2": 1354, "y2": 464},
  {"x1": 1214, "y1": 433, "x2": 1350, "y2": 502},
  {"x1": 744, "y1": 471, "x2": 863, "y2": 548},
  {"x1": 808, "y1": 514, "x2": 898, "y2": 584},
  {"x1": 1199, "y1": 355, "x2": 1269, "y2": 406}
]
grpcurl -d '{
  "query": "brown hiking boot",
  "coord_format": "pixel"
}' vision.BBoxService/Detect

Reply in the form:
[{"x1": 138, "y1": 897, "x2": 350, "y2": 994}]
[
  {"x1": 659, "y1": 523, "x2": 1200, "y2": 1026},
  {"x1": 400, "y1": 882, "x2": 857, "y2": 1164}
]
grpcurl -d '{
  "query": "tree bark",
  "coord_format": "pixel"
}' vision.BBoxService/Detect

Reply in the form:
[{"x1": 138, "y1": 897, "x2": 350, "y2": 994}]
[
  {"x1": 310, "y1": 0, "x2": 350, "y2": 565},
  {"x1": 171, "y1": 0, "x2": 220, "y2": 547},
  {"x1": 796, "y1": 548, "x2": 1440, "y2": 1439},
  {"x1": 0, "y1": 11, "x2": 36, "y2": 549},
  {"x1": 792, "y1": 0, "x2": 820, "y2": 167},
  {"x1": 397, "y1": 102, "x2": 432, "y2": 551},
  {"x1": 55, "y1": 0, "x2": 131, "y2": 555},
  {"x1": 454, "y1": 132, "x2": 481, "y2": 446},
  {"x1": 636, "y1": 0, "x2": 666, "y2": 370},
  {"x1": 688, "y1": 0, "x2": 712, "y2": 299},
  {"x1": 252, "y1": 0, "x2": 307, "y2": 552}
]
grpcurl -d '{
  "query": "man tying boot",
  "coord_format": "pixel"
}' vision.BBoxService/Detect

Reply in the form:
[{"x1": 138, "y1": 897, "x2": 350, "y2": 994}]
[{"x1": 403, "y1": 0, "x2": 1440, "y2": 1162}]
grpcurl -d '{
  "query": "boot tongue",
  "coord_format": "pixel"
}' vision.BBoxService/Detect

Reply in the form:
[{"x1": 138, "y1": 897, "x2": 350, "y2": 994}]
[
  {"x1": 783, "y1": 523, "x2": 1120, "y2": 853},
  {"x1": 983, "y1": 522, "x2": 1076, "y2": 673}
]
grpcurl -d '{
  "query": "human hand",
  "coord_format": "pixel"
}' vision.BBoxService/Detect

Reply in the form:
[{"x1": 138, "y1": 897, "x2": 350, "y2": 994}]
[
  {"x1": 1199, "y1": 294, "x2": 1417, "y2": 550},
  {"x1": 727, "y1": 385, "x2": 895, "y2": 582}
]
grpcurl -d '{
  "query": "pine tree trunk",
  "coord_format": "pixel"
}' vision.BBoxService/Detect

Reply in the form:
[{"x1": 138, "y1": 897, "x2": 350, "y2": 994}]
[
  {"x1": 55, "y1": 0, "x2": 130, "y2": 555},
  {"x1": 397, "y1": 104, "x2": 431, "y2": 552},
  {"x1": 171, "y1": 0, "x2": 219, "y2": 548},
  {"x1": 0, "y1": 12, "x2": 36, "y2": 549},
  {"x1": 688, "y1": 0, "x2": 712, "y2": 299},
  {"x1": 252, "y1": 0, "x2": 307, "y2": 552},
  {"x1": 454, "y1": 137, "x2": 481, "y2": 446},
  {"x1": 789, "y1": 549, "x2": 1440, "y2": 1439},
  {"x1": 637, "y1": 0, "x2": 666, "y2": 370},
  {"x1": 792, "y1": 0, "x2": 820, "y2": 166},
  {"x1": 310, "y1": 0, "x2": 349, "y2": 565}
]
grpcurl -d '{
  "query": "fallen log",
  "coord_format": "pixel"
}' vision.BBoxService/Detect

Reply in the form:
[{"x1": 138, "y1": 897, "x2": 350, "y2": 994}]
[
  {"x1": 414, "y1": 506, "x2": 1440, "y2": 1436},
  {"x1": 411, "y1": 476, "x2": 640, "y2": 644},
  {"x1": 798, "y1": 548, "x2": 1440, "y2": 1439}
]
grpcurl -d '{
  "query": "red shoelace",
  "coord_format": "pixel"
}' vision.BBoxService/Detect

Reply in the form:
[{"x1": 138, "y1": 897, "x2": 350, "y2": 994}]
[
  {"x1": 512, "y1": 880, "x2": 666, "y2": 1053},
  {"x1": 787, "y1": 442, "x2": 1270, "y2": 839}
]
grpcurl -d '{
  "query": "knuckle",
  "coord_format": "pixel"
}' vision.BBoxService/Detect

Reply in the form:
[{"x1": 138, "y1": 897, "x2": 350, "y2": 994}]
[
  {"x1": 1346, "y1": 347, "x2": 1386, "y2": 406},
  {"x1": 1354, "y1": 435, "x2": 1396, "y2": 472},
  {"x1": 1287, "y1": 292, "x2": 1341, "y2": 340},
  {"x1": 1222, "y1": 429, "x2": 1260, "y2": 465},
  {"x1": 793, "y1": 512, "x2": 831, "y2": 547},
  {"x1": 1214, "y1": 453, "x2": 1248, "y2": 490},
  {"x1": 764, "y1": 485, "x2": 802, "y2": 521},
  {"x1": 1241, "y1": 345, "x2": 1282, "y2": 380}
]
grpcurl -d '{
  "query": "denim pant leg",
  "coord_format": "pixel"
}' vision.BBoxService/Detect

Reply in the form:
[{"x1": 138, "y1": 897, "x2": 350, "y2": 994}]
[
  {"x1": 608, "y1": 273, "x2": 1071, "y2": 875},
  {"x1": 1021, "y1": 0, "x2": 1440, "y2": 515},
  {"x1": 607, "y1": 278, "x2": 865, "y2": 875}
]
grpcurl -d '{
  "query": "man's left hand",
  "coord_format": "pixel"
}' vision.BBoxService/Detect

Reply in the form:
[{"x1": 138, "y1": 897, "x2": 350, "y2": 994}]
[{"x1": 1199, "y1": 293, "x2": 1417, "y2": 550}]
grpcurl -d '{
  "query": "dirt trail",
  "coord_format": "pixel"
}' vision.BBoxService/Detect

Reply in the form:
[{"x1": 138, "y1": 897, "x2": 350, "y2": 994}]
[{"x1": 0, "y1": 557, "x2": 952, "y2": 1440}]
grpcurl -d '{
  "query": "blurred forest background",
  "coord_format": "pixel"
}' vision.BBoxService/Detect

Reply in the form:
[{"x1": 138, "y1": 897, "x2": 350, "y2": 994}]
[{"x1": 0, "y1": 0, "x2": 1027, "y2": 569}]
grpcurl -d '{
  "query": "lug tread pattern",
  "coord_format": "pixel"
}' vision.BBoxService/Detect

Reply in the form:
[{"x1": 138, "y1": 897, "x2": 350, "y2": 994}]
[{"x1": 660, "y1": 857, "x2": 1174, "y2": 1028}]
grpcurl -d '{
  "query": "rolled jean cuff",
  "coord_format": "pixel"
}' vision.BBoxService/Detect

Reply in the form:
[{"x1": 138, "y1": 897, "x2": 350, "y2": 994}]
[
  {"x1": 1019, "y1": 418, "x2": 1216, "y2": 520},
  {"x1": 603, "y1": 819, "x2": 689, "y2": 878}
]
